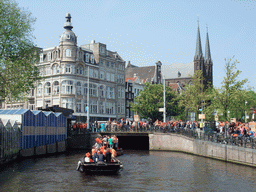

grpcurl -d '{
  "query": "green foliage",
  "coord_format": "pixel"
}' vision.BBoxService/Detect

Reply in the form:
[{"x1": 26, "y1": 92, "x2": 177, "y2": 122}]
[
  {"x1": 131, "y1": 82, "x2": 180, "y2": 122},
  {"x1": 0, "y1": 0, "x2": 41, "y2": 102},
  {"x1": 211, "y1": 56, "x2": 248, "y2": 122},
  {"x1": 179, "y1": 70, "x2": 207, "y2": 120}
]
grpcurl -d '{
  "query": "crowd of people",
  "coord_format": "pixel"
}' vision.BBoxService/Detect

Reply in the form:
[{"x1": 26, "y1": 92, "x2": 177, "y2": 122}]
[
  {"x1": 71, "y1": 118, "x2": 256, "y2": 140},
  {"x1": 83, "y1": 135, "x2": 119, "y2": 163}
]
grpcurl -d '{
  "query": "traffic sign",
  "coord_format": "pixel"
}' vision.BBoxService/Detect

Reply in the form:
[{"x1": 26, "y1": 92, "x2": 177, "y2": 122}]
[
  {"x1": 159, "y1": 108, "x2": 164, "y2": 112},
  {"x1": 199, "y1": 114, "x2": 205, "y2": 119}
]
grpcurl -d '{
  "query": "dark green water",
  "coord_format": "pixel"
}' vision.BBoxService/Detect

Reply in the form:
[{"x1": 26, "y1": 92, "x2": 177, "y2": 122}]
[{"x1": 0, "y1": 150, "x2": 256, "y2": 191}]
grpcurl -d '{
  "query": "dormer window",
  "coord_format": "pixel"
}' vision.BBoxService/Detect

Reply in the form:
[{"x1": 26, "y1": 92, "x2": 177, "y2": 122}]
[
  {"x1": 66, "y1": 34, "x2": 70, "y2": 39},
  {"x1": 91, "y1": 55, "x2": 94, "y2": 64},
  {"x1": 178, "y1": 71, "x2": 181, "y2": 77},
  {"x1": 40, "y1": 53, "x2": 44, "y2": 62},
  {"x1": 86, "y1": 53, "x2": 89, "y2": 62},
  {"x1": 100, "y1": 46, "x2": 105, "y2": 53},
  {"x1": 48, "y1": 52, "x2": 51, "y2": 61}
]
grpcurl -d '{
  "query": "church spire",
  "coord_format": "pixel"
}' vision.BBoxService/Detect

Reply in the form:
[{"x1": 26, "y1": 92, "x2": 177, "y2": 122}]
[
  {"x1": 205, "y1": 25, "x2": 212, "y2": 63},
  {"x1": 194, "y1": 19, "x2": 203, "y2": 59}
]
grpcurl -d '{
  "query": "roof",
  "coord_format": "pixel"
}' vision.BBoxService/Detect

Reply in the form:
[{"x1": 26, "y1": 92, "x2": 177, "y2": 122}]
[
  {"x1": 31, "y1": 110, "x2": 42, "y2": 115},
  {"x1": 125, "y1": 77, "x2": 138, "y2": 82},
  {"x1": 125, "y1": 65, "x2": 155, "y2": 83},
  {"x1": 162, "y1": 63, "x2": 194, "y2": 79},
  {"x1": 169, "y1": 83, "x2": 179, "y2": 90},
  {"x1": 0, "y1": 109, "x2": 30, "y2": 115}
]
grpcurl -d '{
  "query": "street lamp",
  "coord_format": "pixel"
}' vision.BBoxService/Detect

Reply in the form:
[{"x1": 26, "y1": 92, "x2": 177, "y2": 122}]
[
  {"x1": 245, "y1": 101, "x2": 247, "y2": 123},
  {"x1": 87, "y1": 66, "x2": 90, "y2": 130},
  {"x1": 163, "y1": 74, "x2": 166, "y2": 123}
]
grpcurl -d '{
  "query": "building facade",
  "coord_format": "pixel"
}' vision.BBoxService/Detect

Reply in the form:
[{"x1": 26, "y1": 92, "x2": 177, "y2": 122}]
[{"x1": 4, "y1": 13, "x2": 126, "y2": 121}]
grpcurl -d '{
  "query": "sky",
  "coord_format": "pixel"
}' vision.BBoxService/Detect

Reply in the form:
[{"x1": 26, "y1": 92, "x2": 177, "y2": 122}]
[{"x1": 15, "y1": 0, "x2": 256, "y2": 90}]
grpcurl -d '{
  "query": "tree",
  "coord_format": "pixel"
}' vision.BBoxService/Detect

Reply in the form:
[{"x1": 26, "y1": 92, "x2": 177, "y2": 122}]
[
  {"x1": 213, "y1": 57, "x2": 248, "y2": 122},
  {"x1": 131, "y1": 82, "x2": 180, "y2": 122},
  {"x1": 0, "y1": 0, "x2": 41, "y2": 103},
  {"x1": 179, "y1": 70, "x2": 207, "y2": 121}
]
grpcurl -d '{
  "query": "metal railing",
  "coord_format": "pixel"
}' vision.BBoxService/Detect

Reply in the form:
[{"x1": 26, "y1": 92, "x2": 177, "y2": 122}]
[{"x1": 69, "y1": 124, "x2": 256, "y2": 149}]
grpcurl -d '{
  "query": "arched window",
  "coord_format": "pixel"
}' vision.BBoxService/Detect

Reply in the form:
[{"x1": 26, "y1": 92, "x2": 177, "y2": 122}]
[
  {"x1": 37, "y1": 83, "x2": 42, "y2": 96},
  {"x1": 99, "y1": 85, "x2": 105, "y2": 98},
  {"x1": 66, "y1": 49, "x2": 71, "y2": 57},
  {"x1": 76, "y1": 82, "x2": 82, "y2": 95},
  {"x1": 61, "y1": 80, "x2": 73, "y2": 94},
  {"x1": 52, "y1": 64, "x2": 60, "y2": 74},
  {"x1": 53, "y1": 81, "x2": 59, "y2": 95},
  {"x1": 44, "y1": 82, "x2": 51, "y2": 96}
]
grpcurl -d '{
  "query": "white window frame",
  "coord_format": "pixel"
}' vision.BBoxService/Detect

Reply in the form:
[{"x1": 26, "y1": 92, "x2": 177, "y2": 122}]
[
  {"x1": 37, "y1": 83, "x2": 43, "y2": 96},
  {"x1": 61, "y1": 80, "x2": 74, "y2": 94},
  {"x1": 48, "y1": 52, "x2": 51, "y2": 61},
  {"x1": 76, "y1": 82, "x2": 82, "y2": 95},
  {"x1": 53, "y1": 81, "x2": 59, "y2": 95},
  {"x1": 61, "y1": 98, "x2": 74, "y2": 110},
  {"x1": 65, "y1": 64, "x2": 71, "y2": 73},
  {"x1": 40, "y1": 53, "x2": 43, "y2": 62},
  {"x1": 91, "y1": 55, "x2": 94, "y2": 64},
  {"x1": 44, "y1": 82, "x2": 51, "y2": 96}
]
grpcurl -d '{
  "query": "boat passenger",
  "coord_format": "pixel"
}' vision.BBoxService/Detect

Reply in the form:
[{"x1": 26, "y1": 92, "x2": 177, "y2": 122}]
[
  {"x1": 98, "y1": 151, "x2": 105, "y2": 163},
  {"x1": 108, "y1": 136, "x2": 113, "y2": 148},
  {"x1": 105, "y1": 148, "x2": 112, "y2": 163},
  {"x1": 93, "y1": 149, "x2": 99, "y2": 162},
  {"x1": 84, "y1": 152, "x2": 93, "y2": 163}
]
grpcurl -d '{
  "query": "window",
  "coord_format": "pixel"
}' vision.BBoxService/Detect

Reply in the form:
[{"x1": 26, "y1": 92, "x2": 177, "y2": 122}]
[
  {"x1": 91, "y1": 55, "x2": 94, "y2": 64},
  {"x1": 111, "y1": 62, "x2": 114, "y2": 68},
  {"x1": 37, "y1": 83, "x2": 42, "y2": 96},
  {"x1": 100, "y1": 71, "x2": 105, "y2": 80},
  {"x1": 89, "y1": 68, "x2": 93, "y2": 78},
  {"x1": 106, "y1": 73, "x2": 110, "y2": 81},
  {"x1": 84, "y1": 83, "x2": 88, "y2": 95},
  {"x1": 39, "y1": 67, "x2": 45, "y2": 76},
  {"x1": 106, "y1": 102, "x2": 115, "y2": 114},
  {"x1": 106, "y1": 61, "x2": 109, "y2": 67},
  {"x1": 61, "y1": 80, "x2": 73, "y2": 94},
  {"x1": 121, "y1": 103, "x2": 125, "y2": 114},
  {"x1": 111, "y1": 73, "x2": 115, "y2": 82},
  {"x1": 44, "y1": 82, "x2": 51, "y2": 96},
  {"x1": 76, "y1": 65, "x2": 83, "y2": 75},
  {"x1": 99, "y1": 85, "x2": 105, "y2": 98},
  {"x1": 48, "y1": 52, "x2": 51, "y2": 61},
  {"x1": 76, "y1": 100, "x2": 81, "y2": 112},
  {"x1": 45, "y1": 66, "x2": 51, "y2": 75},
  {"x1": 90, "y1": 100, "x2": 97, "y2": 114},
  {"x1": 53, "y1": 81, "x2": 59, "y2": 95},
  {"x1": 118, "y1": 87, "x2": 121, "y2": 98},
  {"x1": 40, "y1": 53, "x2": 43, "y2": 62},
  {"x1": 66, "y1": 34, "x2": 70, "y2": 39},
  {"x1": 107, "y1": 87, "x2": 114, "y2": 99},
  {"x1": 66, "y1": 49, "x2": 71, "y2": 57},
  {"x1": 61, "y1": 98, "x2": 74, "y2": 110},
  {"x1": 84, "y1": 67, "x2": 88, "y2": 76},
  {"x1": 100, "y1": 60, "x2": 104, "y2": 66},
  {"x1": 86, "y1": 53, "x2": 89, "y2": 62},
  {"x1": 117, "y1": 103, "x2": 121, "y2": 114},
  {"x1": 99, "y1": 101, "x2": 105, "y2": 114},
  {"x1": 76, "y1": 82, "x2": 82, "y2": 95},
  {"x1": 89, "y1": 83, "x2": 98, "y2": 97},
  {"x1": 121, "y1": 87, "x2": 125, "y2": 98},
  {"x1": 100, "y1": 47, "x2": 105, "y2": 53},
  {"x1": 93, "y1": 69, "x2": 98, "y2": 78},
  {"x1": 65, "y1": 64, "x2": 71, "y2": 73},
  {"x1": 52, "y1": 64, "x2": 60, "y2": 74}
]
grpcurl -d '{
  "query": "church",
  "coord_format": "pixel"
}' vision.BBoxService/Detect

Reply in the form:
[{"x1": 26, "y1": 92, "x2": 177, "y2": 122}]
[{"x1": 125, "y1": 23, "x2": 213, "y2": 89}]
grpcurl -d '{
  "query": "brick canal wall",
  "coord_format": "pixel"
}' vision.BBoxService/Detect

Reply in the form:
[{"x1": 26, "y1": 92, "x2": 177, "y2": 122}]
[{"x1": 149, "y1": 133, "x2": 256, "y2": 167}]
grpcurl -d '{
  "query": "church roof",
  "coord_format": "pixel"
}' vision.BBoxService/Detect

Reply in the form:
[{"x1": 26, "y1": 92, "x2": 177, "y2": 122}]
[
  {"x1": 125, "y1": 65, "x2": 155, "y2": 83},
  {"x1": 162, "y1": 62, "x2": 194, "y2": 79}
]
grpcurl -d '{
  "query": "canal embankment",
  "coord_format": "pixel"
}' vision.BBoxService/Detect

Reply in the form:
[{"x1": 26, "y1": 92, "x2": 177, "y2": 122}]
[{"x1": 149, "y1": 133, "x2": 256, "y2": 167}]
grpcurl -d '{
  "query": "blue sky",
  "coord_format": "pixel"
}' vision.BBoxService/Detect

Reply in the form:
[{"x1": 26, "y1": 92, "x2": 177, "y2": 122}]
[{"x1": 16, "y1": 0, "x2": 256, "y2": 89}]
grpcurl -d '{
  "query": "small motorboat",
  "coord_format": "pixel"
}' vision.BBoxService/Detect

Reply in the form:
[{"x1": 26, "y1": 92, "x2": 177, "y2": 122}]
[{"x1": 76, "y1": 158, "x2": 123, "y2": 174}]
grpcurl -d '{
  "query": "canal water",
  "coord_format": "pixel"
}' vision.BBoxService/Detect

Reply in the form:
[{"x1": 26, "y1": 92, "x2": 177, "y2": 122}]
[{"x1": 0, "y1": 150, "x2": 256, "y2": 192}]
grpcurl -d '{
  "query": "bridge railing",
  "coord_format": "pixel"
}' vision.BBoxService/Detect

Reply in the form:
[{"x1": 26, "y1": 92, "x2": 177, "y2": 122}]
[{"x1": 69, "y1": 124, "x2": 256, "y2": 149}]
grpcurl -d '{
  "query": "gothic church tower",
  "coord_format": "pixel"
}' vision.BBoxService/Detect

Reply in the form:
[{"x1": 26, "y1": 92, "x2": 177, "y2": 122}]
[{"x1": 193, "y1": 22, "x2": 213, "y2": 88}]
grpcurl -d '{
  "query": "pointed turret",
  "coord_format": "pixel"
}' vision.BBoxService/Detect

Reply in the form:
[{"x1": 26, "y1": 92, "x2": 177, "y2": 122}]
[
  {"x1": 194, "y1": 23, "x2": 203, "y2": 60},
  {"x1": 205, "y1": 27, "x2": 212, "y2": 63}
]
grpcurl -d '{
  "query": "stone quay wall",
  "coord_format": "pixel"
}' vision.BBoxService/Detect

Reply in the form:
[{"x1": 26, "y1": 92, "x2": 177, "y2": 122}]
[{"x1": 149, "y1": 133, "x2": 256, "y2": 167}]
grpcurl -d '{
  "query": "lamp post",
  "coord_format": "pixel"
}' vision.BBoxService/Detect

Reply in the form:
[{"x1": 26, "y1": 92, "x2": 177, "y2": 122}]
[
  {"x1": 163, "y1": 74, "x2": 166, "y2": 123},
  {"x1": 87, "y1": 66, "x2": 90, "y2": 130},
  {"x1": 245, "y1": 101, "x2": 247, "y2": 123}
]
